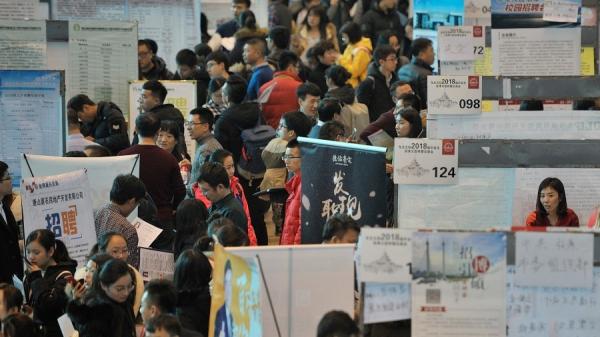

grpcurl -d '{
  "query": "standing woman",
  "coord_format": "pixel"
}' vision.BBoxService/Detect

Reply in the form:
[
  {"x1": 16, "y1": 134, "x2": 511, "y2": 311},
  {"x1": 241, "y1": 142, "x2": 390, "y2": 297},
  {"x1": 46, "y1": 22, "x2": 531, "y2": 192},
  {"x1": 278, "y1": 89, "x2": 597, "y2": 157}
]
[
  {"x1": 525, "y1": 177, "x2": 579, "y2": 227},
  {"x1": 23, "y1": 229, "x2": 77, "y2": 337},
  {"x1": 0, "y1": 161, "x2": 22, "y2": 285},
  {"x1": 337, "y1": 22, "x2": 373, "y2": 88},
  {"x1": 296, "y1": 5, "x2": 339, "y2": 63},
  {"x1": 67, "y1": 259, "x2": 136, "y2": 337}
]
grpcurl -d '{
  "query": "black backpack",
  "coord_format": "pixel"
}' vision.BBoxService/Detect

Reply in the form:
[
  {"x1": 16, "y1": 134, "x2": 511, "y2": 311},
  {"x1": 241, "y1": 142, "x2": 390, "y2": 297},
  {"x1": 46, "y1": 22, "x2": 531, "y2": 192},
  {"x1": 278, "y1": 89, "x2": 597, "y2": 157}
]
[{"x1": 237, "y1": 114, "x2": 276, "y2": 180}]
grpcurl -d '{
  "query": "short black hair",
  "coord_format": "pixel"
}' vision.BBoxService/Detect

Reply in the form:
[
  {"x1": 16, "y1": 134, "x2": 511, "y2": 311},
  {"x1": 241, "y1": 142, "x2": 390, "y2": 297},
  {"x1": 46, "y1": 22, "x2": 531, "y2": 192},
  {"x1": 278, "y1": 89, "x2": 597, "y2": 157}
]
[
  {"x1": 138, "y1": 39, "x2": 153, "y2": 52},
  {"x1": 278, "y1": 51, "x2": 299, "y2": 71},
  {"x1": 411, "y1": 37, "x2": 433, "y2": 58},
  {"x1": 245, "y1": 38, "x2": 267, "y2": 57},
  {"x1": 136, "y1": 112, "x2": 161, "y2": 137},
  {"x1": 317, "y1": 310, "x2": 359, "y2": 337},
  {"x1": 340, "y1": 22, "x2": 362, "y2": 44},
  {"x1": 67, "y1": 94, "x2": 95, "y2": 113},
  {"x1": 142, "y1": 80, "x2": 168, "y2": 103},
  {"x1": 325, "y1": 65, "x2": 351, "y2": 87},
  {"x1": 216, "y1": 223, "x2": 249, "y2": 247},
  {"x1": 206, "y1": 51, "x2": 230, "y2": 70},
  {"x1": 317, "y1": 98, "x2": 341, "y2": 122},
  {"x1": 223, "y1": 75, "x2": 248, "y2": 105},
  {"x1": 84, "y1": 144, "x2": 112, "y2": 157},
  {"x1": 282, "y1": 111, "x2": 313, "y2": 137},
  {"x1": 194, "y1": 43, "x2": 212, "y2": 58},
  {"x1": 144, "y1": 279, "x2": 177, "y2": 314},
  {"x1": 297, "y1": 82, "x2": 321, "y2": 101},
  {"x1": 319, "y1": 121, "x2": 346, "y2": 141},
  {"x1": 307, "y1": 40, "x2": 336, "y2": 64},
  {"x1": 269, "y1": 26, "x2": 291, "y2": 49},
  {"x1": 0, "y1": 283, "x2": 23, "y2": 312},
  {"x1": 197, "y1": 162, "x2": 229, "y2": 189},
  {"x1": 159, "y1": 120, "x2": 181, "y2": 141},
  {"x1": 209, "y1": 148, "x2": 234, "y2": 165},
  {"x1": 233, "y1": 0, "x2": 251, "y2": 7},
  {"x1": 322, "y1": 214, "x2": 360, "y2": 242},
  {"x1": 189, "y1": 107, "x2": 215, "y2": 130},
  {"x1": 145, "y1": 39, "x2": 158, "y2": 54},
  {"x1": 286, "y1": 138, "x2": 300, "y2": 150},
  {"x1": 67, "y1": 108, "x2": 79, "y2": 128},
  {"x1": 373, "y1": 45, "x2": 396, "y2": 62},
  {"x1": 109, "y1": 174, "x2": 147, "y2": 205},
  {"x1": 390, "y1": 80, "x2": 412, "y2": 96},
  {"x1": 176, "y1": 49, "x2": 198, "y2": 67},
  {"x1": 145, "y1": 314, "x2": 181, "y2": 336},
  {"x1": 397, "y1": 92, "x2": 421, "y2": 111},
  {"x1": 63, "y1": 151, "x2": 87, "y2": 157}
]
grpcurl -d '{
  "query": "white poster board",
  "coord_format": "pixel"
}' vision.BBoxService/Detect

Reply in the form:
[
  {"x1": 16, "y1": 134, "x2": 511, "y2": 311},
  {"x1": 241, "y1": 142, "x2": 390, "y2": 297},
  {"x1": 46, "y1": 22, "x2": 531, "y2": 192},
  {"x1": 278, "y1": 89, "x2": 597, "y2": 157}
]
[
  {"x1": 0, "y1": 0, "x2": 38, "y2": 20},
  {"x1": 21, "y1": 170, "x2": 96, "y2": 267},
  {"x1": 0, "y1": 20, "x2": 46, "y2": 69},
  {"x1": 393, "y1": 138, "x2": 458, "y2": 185},
  {"x1": 68, "y1": 20, "x2": 138, "y2": 117},
  {"x1": 492, "y1": 28, "x2": 581, "y2": 76},
  {"x1": 20, "y1": 154, "x2": 140, "y2": 215},
  {"x1": 0, "y1": 70, "x2": 64, "y2": 186},
  {"x1": 515, "y1": 232, "x2": 594, "y2": 288},
  {"x1": 128, "y1": 80, "x2": 197, "y2": 157},
  {"x1": 357, "y1": 228, "x2": 412, "y2": 283},
  {"x1": 427, "y1": 76, "x2": 482, "y2": 115},
  {"x1": 363, "y1": 283, "x2": 411, "y2": 324},
  {"x1": 227, "y1": 245, "x2": 355, "y2": 337},
  {"x1": 139, "y1": 247, "x2": 174, "y2": 282}
]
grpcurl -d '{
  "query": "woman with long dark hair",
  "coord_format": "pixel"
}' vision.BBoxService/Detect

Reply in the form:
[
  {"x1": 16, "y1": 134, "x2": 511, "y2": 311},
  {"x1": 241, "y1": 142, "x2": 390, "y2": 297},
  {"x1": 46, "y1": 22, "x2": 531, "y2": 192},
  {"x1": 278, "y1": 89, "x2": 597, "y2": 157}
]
[
  {"x1": 0, "y1": 161, "x2": 22, "y2": 285},
  {"x1": 174, "y1": 199, "x2": 209, "y2": 260},
  {"x1": 296, "y1": 5, "x2": 339, "y2": 63},
  {"x1": 23, "y1": 229, "x2": 77, "y2": 337},
  {"x1": 525, "y1": 177, "x2": 579, "y2": 227}
]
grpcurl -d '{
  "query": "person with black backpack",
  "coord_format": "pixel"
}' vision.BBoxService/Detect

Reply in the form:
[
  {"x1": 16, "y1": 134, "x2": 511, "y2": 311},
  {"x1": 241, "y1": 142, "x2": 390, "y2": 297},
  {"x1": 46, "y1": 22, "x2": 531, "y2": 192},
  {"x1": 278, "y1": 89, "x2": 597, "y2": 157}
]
[{"x1": 214, "y1": 75, "x2": 274, "y2": 245}]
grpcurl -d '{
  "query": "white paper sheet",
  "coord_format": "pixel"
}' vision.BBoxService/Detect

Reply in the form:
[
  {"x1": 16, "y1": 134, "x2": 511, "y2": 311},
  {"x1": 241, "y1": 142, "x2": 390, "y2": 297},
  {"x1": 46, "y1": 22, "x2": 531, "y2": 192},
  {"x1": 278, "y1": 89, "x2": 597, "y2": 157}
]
[
  {"x1": 543, "y1": 0, "x2": 581, "y2": 23},
  {"x1": 515, "y1": 232, "x2": 593, "y2": 288},
  {"x1": 363, "y1": 283, "x2": 411, "y2": 324},
  {"x1": 0, "y1": 20, "x2": 46, "y2": 69},
  {"x1": 139, "y1": 247, "x2": 174, "y2": 281},
  {"x1": 0, "y1": 0, "x2": 37, "y2": 20},
  {"x1": 132, "y1": 217, "x2": 163, "y2": 248},
  {"x1": 58, "y1": 314, "x2": 77, "y2": 337},
  {"x1": 357, "y1": 228, "x2": 412, "y2": 283}
]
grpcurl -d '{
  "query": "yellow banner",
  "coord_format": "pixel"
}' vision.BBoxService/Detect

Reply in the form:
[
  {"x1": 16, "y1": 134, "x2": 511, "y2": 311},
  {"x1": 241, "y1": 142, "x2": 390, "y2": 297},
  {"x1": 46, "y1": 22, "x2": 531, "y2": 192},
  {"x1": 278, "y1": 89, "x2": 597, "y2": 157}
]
[{"x1": 581, "y1": 47, "x2": 595, "y2": 76}]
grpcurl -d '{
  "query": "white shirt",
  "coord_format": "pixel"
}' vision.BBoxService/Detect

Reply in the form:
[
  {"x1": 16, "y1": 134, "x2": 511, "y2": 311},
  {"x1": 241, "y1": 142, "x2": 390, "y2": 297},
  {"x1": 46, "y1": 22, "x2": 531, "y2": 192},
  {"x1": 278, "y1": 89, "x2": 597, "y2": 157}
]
[{"x1": 0, "y1": 201, "x2": 6, "y2": 224}]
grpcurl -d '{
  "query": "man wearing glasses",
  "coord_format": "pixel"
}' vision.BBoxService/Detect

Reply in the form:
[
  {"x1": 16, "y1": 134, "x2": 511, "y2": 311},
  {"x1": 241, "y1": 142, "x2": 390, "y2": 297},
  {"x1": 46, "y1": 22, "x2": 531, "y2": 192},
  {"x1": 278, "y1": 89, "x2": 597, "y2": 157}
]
[
  {"x1": 357, "y1": 45, "x2": 399, "y2": 122},
  {"x1": 280, "y1": 140, "x2": 303, "y2": 245}
]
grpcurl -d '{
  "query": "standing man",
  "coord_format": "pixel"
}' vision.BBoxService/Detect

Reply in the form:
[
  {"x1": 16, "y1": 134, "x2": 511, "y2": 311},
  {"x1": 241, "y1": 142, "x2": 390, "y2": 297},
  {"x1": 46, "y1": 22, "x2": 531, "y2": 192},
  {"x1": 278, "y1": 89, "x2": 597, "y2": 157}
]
[
  {"x1": 243, "y1": 38, "x2": 273, "y2": 100},
  {"x1": 206, "y1": 51, "x2": 231, "y2": 80},
  {"x1": 357, "y1": 45, "x2": 398, "y2": 121},
  {"x1": 208, "y1": 0, "x2": 251, "y2": 51},
  {"x1": 138, "y1": 39, "x2": 174, "y2": 81},
  {"x1": 397, "y1": 38, "x2": 435, "y2": 108},
  {"x1": 183, "y1": 107, "x2": 223, "y2": 197},
  {"x1": 67, "y1": 94, "x2": 130, "y2": 154}
]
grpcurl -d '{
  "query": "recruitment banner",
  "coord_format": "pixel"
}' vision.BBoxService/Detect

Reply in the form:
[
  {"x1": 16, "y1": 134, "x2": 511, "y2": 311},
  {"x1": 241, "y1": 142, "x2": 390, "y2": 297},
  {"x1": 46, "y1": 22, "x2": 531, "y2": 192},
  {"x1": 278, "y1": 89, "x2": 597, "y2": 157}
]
[
  {"x1": 209, "y1": 244, "x2": 261, "y2": 337},
  {"x1": 128, "y1": 80, "x2": 197, "y2": 156},
  {"x1": 0, "y1": 70, "x2": 64, "y2": 187},
  {"x1": 412, "y1": 232, "x2": 507, "y2": 337},
  {"x1": 491, "y1": 0, "x2": 581, "y2": 28},
  {"x1": 299, "y1": 138, "x2": 387, "y2": 244},
  {"x1": 0, "y1": 20, "x2": 46, "y2": 69},
  {"x1": 21, "y1": 170, "x2": 96, "y2": 267}
]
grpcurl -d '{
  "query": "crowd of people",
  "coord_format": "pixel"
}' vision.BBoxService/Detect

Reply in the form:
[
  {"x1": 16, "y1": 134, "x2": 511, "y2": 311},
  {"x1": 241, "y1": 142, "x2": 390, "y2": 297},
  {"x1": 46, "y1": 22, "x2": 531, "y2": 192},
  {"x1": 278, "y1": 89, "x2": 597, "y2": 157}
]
[{"x1": 0, "y1": 0, "x2": 588, "y2": 336}]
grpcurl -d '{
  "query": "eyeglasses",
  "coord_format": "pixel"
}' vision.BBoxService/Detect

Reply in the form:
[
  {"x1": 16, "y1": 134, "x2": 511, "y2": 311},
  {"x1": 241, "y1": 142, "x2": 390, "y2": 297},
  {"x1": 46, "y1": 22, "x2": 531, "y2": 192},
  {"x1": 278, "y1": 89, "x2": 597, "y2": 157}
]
[
  {"x1": 282, "y1": 155, "x2": 301, "y2": 160},
  {"x1": 386, "y1": 56, "x2": 398, "y2": 62},
  {"x1": 185, "y1": 121, "x2": 207, "y2": 127}
]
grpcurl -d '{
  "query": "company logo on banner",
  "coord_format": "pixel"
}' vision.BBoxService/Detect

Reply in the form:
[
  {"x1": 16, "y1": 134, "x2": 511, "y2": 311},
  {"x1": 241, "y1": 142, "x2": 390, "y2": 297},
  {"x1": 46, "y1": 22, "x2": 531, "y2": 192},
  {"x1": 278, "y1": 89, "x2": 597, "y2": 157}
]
[
  {"x1": 21, "y1": 170, "x2": 96, "y2": 267},
  {"x1": 300, "y1": 138, "x2": 387, "y2": 243}
]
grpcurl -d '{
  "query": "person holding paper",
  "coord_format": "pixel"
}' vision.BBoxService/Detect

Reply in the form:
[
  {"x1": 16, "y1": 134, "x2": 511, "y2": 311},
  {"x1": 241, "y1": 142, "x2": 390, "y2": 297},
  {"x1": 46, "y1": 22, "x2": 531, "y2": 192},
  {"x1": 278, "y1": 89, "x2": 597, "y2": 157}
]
[
  {"x1": 525, "y1": 177, "x2": 579, "y2": 227},
  {"x1": 0, "y1": 162, "x2": 23, "y2": 285}
]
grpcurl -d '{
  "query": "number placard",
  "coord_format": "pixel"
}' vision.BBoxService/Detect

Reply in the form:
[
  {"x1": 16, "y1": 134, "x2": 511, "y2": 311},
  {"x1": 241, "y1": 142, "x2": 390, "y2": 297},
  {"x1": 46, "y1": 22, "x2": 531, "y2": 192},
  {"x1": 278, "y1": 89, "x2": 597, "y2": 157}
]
[
  {"x1": 393, "y1": 138, "x2": 458, "y2": 185},
  {"x1": 427, "y1": 75, "x2": 483, "y2": 115}
]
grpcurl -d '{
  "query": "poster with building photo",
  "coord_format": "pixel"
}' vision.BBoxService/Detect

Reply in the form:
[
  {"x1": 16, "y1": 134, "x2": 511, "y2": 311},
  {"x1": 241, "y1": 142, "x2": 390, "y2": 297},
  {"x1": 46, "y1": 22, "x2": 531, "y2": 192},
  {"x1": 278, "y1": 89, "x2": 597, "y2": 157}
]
[
  {"x1": 412, "y1": 232, "x2": 507, "y2": 337},
  {"x1": 300, "y1": 138, "x2": 387, "y2": 244},
  {"x1": 357, "y1": 228, "x2": 412, "y2": 284}
]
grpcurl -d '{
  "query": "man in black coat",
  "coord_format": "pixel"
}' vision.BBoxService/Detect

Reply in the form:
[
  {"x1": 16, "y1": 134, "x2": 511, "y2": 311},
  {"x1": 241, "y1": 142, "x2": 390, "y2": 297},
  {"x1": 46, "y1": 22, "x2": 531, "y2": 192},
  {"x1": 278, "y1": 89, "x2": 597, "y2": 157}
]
[
  {"x1": 173, "y1": 49, "x2": 211, "y2": 106},
  {"x1": 360, "y1": 0, "x2": 405, "y2": 47},
  {"x1": 68, "y1": 94, "x2": 130, "y2": 154},
  {"x1": 397, "y1": 37, "x2": 435, "y2": 108},
  {"x1": 357, "y1": 45, "x2": 398, "y2": 122},
  {"x1": 0, "y1": 162, "x2": 22, "y2": 285}
]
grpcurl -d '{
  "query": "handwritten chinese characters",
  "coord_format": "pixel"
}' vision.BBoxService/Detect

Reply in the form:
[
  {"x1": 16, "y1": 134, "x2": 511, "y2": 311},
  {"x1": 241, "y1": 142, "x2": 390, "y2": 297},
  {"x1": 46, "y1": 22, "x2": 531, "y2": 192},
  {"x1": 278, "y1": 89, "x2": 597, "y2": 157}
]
[{"x1": 321, "y1": 171, "x2": 362, "y2": 221}]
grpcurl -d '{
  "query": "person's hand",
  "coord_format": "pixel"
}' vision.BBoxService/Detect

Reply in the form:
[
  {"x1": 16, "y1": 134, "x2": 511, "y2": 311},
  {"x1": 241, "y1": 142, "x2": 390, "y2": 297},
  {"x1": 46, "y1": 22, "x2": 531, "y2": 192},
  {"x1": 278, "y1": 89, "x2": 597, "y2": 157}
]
[
  {"x1": 385, "y1": 163, "x2": 393, "y2": 174},
  {"x1": 85, "y1": 136, "x2": 95, "y2": 141},
  {"x1": 72, "y1": 282, "x2": 86, "y2": 301},
  {"x1": 27, "y1": 262, "x2": 41, "y2": 273}
]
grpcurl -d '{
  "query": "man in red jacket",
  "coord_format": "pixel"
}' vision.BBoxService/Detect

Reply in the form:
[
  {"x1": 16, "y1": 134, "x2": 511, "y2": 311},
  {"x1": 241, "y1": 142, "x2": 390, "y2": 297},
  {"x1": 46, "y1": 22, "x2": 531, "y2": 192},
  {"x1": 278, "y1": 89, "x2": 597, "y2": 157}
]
[
  {"x1": 258, "y1": 51, "x2": 302, "y2": 129},
  {"x1": 280, "y1": 139, "x2": 303, "y2": 245}
]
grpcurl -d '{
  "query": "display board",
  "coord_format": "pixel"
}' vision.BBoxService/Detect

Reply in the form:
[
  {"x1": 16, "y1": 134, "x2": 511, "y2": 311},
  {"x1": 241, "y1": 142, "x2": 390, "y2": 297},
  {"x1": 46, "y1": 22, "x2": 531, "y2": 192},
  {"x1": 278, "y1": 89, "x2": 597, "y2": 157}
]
[
  {"x1": 226, "y1": 244, "x2": 355, "y2": 337},
  {"x1": 0, "y1": 70, "x2": 64, "y2": 187},
  {"x1": 68, "y1": 20, "x2": 137, "y2": 117},
  {"x1": 0, "y1": 20, "x2": 46, "y2": 69}
]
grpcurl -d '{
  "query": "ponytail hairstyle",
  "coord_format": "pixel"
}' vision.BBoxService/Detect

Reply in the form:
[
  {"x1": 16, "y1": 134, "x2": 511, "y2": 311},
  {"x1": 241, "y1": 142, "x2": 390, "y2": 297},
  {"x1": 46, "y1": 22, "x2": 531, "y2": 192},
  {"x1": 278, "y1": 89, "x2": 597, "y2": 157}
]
[{"x1": 25, "y1": 229, "x2": 74, "y2": 265}]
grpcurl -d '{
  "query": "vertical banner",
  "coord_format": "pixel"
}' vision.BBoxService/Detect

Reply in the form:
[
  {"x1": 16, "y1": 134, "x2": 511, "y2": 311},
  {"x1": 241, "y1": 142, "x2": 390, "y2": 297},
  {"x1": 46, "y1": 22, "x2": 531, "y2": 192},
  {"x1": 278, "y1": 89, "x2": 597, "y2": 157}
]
[
  {"x1": 1, "y1": 70, "x2": 64, "y2": 186},
  {"x1": 209, "y1": 244, "x2": 261, "y2": 337},
  {"x1": 0, "y1": 20, "x2": 46, "y2": 69},
  {"x1": 412, "y1": 232, "x2": 507, "y2": 337},
  {"x1": 21, "y1": 170, "x2": 96, "y2": 267},
  {"x1": 299, "y1": 138, "x2": 387, "y2": 244},
  {"x1": 68, "y1": 20, "x2": 138, "y2": 118},
  {"x1": 128, "y1": 80, "x2": 197, "y2": 156}
]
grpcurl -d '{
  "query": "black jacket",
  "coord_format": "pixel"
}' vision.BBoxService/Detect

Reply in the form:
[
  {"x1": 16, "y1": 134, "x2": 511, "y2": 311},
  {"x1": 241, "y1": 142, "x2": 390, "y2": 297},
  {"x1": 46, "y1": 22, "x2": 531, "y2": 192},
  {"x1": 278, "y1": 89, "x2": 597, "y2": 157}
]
[
  {"x1": 174, "y1": 68, "x2": 211, "y2": 106},
  {"x1": 81, "y1": 101, "x2": 130, "y2": 154},
  {"x1": 177, "y1": 288, "x2": 212, "y2": 337},
  {"x1": 140, "y1": 57, "x2": 174, "y2": 81},
  {"x1": 397, "y1": 58, "x2": 433, "y2": 108},
  {"x1": 360, "y1": 4, "x2": 404, "y2": 46},
  {"x1": 67, "y1": 296, "x2": 136, "y2": 337},
  {"x1": 307, "y1": 62, "x2": 330, "y2": 97},
  {"x1": 24, "y1": 261, "x2": 77, "y2": 337},
  {"x1": 0, "y1": 200, "x2": 22, "y2": 284},
  {"x1": 214, "y1": 102, "x2": 261, "y2": 165},
  {"x1": 210, "y1": 194, "x2": 248, "y2": 234},
  {"x1": 133, "y1": 104, "x2": 188, "y2": 156},
  {"x1": 357, "y1": 63, "x2": 397, "y2": 121}
]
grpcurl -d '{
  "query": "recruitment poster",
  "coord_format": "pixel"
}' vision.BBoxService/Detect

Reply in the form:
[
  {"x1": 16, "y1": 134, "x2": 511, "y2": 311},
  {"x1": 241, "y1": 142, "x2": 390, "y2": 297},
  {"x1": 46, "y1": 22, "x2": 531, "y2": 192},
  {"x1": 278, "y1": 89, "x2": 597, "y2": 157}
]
[
  {"x1": 128, "y1": 80, "x2": 197, "y2": 156},
  {"x1": 357, "y1": 228, "x2": 412, "y2": 284},
  {"x1": 0, "y1": 70, "x2": 64, "y2": 186},
  {"x1": 300, "y1": 138, "x2": 387, "y2": 244},
  {"x1": 0, "y1": 0, "x2": 37, "y2": 20},
  {"x1": 209, "y1": 244, "x2": 261, "y2": 337},
  {"x1": 21, "y1": 170, "x2": 96, "y2": 267},
  {"x1": 68, "y1": 20, "x2": 138, "y2": 117},
  {"x1": 412, "y1": 232, "x2": 507, "y2": 337},
  {"x1": 491, "y1": 0, "x2": 580, "y2": 28},
  {"x1": 0, "y1": 20, "x2": 46, "y2": 69}
]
